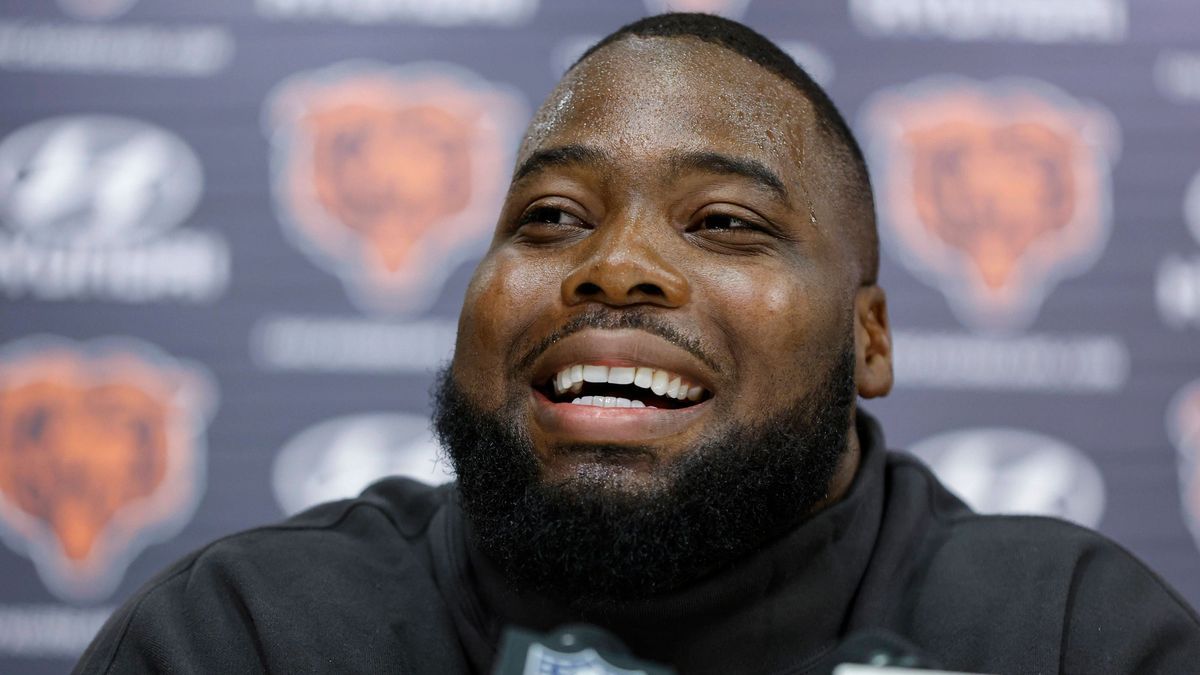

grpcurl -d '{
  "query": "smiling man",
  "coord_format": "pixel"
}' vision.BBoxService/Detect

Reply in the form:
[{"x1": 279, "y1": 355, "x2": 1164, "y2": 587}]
[{"x1": 76, "y1": 13, "x2": 1199, "y2": 675}]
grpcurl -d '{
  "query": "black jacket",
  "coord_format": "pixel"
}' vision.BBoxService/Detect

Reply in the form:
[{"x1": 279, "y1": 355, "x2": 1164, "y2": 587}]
[{"x1": 74, "y1": 415, "x2": 1200, "y2": 674}]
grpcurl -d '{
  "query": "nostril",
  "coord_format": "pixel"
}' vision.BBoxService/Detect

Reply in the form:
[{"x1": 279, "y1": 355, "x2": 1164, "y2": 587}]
[
  {"x1": 575, "y1": 281, "x2": 603, "y2": 296},
  {"x1": 632, "y1": 283, "x2": 665, "y2": 298}
]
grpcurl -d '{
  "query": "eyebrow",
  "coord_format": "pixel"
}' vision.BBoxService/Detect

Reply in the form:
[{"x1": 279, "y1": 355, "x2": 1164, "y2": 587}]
[
  {"x1": 511, "y1": 144, "x2": 608, "y2": 184},
  {"x1": 668, "y1": 150, "x2": 790, "y2": 204},
  {"x1": 511, "y1": 144, "x2": 790, "y2": 204}
]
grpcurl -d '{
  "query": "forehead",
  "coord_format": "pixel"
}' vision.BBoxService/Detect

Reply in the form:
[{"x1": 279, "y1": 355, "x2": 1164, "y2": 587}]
[{"x1": 520, "y1": 37, "x2": 814, "y2": 180}]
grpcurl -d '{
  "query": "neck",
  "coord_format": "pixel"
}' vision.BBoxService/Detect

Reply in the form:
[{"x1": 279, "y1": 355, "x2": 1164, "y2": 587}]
[{"x1": 810, "y1": 412, "x2": 862, "y2": 514}]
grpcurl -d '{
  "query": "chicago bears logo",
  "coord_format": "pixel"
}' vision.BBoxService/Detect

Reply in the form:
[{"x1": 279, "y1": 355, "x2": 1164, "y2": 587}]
[
  {"x1": 1168, "y1": 379, "x2": 1200, "y2": 550},
  {"x1": 861, "y1": 77, "x2": 1120, "y2": 333},
  {"x1": 909, "y1": 427, "x2": 1105, "y2": 527},
  {"x1": 265, "y1": 61, "x2": 526, "y2": 315},
  {"x1": 0, "y1": 336, "x2": 214, "y2": 602}
]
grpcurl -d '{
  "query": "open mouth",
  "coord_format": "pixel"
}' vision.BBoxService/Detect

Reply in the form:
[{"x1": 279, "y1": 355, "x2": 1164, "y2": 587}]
[{"x1": 534, "y1": 364, "x2": 712, "y2": 410}]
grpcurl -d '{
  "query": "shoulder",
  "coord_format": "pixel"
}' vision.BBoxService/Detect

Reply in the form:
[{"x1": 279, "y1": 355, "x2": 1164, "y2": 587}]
[
  {"x1": 74, "y1": 478, "x2": 459, "y2": 674},
  {"x1": 884, "y1": 449, "x2": 1196, "y2": 620},
  {"x1": 927, "y1": 514, "x2": 1200, "y2": 672},
  {"x1": 179, "y1": 477, "x2": 452, "y2": 590},
  {"x1": 887, "y1": 451, "x2": 1190, "y2": 604},
  {"x1": 203, "y1": 476, "x2": 450, "y2": 558},
  {"x1": 879, "y1": 452, "x2": 1200, "y2": 673}
]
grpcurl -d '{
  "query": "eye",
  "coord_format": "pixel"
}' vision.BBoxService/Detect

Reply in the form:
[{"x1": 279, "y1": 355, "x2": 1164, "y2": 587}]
[
  {"x1": 519, "y1": 206, "x2": 585, "y2": 228},
  {"x1": 692, "y1": 213, "x2": 761, "y2": 232},
  {"x1": 685, "y1": 206, "x2": 786, "y2": 255},
  {"x1": 687, "y1": 208, "x2": 774, "y2": 237},
  {"x1": 512, "y1": 204, "x2": 590, "y2": 245}
]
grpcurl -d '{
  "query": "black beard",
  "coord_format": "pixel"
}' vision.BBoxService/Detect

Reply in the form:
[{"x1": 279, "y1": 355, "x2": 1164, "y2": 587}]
[{"x1": 433, "y1": 341, "x2": 856, "y2": 608}]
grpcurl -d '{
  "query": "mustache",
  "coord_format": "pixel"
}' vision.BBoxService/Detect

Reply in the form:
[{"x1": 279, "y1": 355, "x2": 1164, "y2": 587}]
[{"x1": 514, "y1": 307, "x2": 721, "y2": 375}]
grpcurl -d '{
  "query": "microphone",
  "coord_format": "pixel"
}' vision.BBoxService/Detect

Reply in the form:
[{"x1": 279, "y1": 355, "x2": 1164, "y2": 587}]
[
  {"x1": 493, "y1": 625, "x2": 986, "y2": 675},
  {"x1": 493, "y1": 623, "x2": 676, "y2": 675},
  {"x1": 815, "y1": 630, "x2": 990, "y2": 675}
]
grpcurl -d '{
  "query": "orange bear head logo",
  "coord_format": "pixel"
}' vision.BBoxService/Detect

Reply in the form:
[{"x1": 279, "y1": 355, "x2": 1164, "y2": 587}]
[
  {"x1": 265, "y1": 61, "x2": 526, "y2": 315},
  {"x1": 862, "y1": 77, "x2": 1120, "y2": 333},
  {"x1": 0, "y1": 337, "x2": 214, "y2": 602}
]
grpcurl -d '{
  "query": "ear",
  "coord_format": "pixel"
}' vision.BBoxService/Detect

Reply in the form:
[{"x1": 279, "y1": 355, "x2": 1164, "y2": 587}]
[{"x1": 853, "y1": 285, "x2": 893, "y2": 399}]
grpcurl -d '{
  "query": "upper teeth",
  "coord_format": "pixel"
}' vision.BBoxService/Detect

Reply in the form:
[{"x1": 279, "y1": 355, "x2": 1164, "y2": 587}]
[{"x1": 553, "y1": 364, "x2": 707, "y2": 402}]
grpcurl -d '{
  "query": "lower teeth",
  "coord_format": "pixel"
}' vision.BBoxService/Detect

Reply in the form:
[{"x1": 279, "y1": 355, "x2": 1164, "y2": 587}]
[{"x1": 570, "y1": 396, "x2": 649, "y2": 408}]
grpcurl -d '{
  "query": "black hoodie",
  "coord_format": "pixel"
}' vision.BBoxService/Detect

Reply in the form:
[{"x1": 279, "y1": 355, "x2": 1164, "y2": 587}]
[{"x1": 74, "y1": 414, "x2": 1200, "y2": 674}]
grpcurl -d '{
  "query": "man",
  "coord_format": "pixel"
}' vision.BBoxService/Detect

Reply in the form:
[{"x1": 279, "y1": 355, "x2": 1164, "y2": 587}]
[{"x1": 76, "y1": 13, "x2": 1199, "y2": 675}]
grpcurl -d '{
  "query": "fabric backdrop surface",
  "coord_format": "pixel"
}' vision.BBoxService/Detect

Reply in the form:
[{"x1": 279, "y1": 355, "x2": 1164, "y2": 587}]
[{"x1": 0, "y1": 0, "x2": 1198, "y2": 671}]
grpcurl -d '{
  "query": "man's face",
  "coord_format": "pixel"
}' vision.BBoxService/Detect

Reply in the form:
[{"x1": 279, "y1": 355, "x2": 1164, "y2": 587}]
[{"x1": 453, "y1": 37, "x2": 866, "y2": 489}]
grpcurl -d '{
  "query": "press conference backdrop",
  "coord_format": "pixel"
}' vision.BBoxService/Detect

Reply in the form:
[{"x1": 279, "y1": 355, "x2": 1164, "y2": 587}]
[{"x1": 0, "y1": 0, "x2": 1198, "y2": 670}]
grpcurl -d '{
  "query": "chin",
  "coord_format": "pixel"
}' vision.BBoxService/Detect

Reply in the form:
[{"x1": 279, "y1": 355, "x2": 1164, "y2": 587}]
[{"x1": 541, "y1": 454, "x2": 674, "y2": 495}]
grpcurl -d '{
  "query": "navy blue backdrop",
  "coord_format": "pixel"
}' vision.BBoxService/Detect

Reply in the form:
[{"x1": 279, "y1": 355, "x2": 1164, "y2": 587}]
[{"x1": 1, "y1": 1, "x2": 1198, "y2": 671}]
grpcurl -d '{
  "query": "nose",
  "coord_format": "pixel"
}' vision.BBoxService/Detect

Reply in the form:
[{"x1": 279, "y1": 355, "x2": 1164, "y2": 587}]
[{"x1": 560, "y1": 219, "x2": 689, "y2": 309}]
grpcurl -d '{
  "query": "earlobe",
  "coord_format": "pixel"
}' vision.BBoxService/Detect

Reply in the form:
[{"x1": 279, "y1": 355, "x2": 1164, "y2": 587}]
[{"x1": 853, "y1": 285, "x2": 893, "y2": 399}]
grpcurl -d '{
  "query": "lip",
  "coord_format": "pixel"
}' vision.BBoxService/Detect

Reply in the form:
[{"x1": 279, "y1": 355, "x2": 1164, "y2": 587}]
[
  {"x1": 531, "y1": 387, "x2": 712, "y2": 443},
  {"x1": 527, "y1": 328, "x2": 717, "y2": 444}
]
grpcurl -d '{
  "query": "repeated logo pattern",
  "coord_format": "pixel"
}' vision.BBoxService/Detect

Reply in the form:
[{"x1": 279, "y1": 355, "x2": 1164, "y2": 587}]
[
  {"x1": 265, "y1": 61, "x2": 525, "y2": 315},
  {"x1": 0, "y1": 337, "x2": 214, "y2": 602},
  {"x1": 3, "y1": 2, "x2": 1200, "y2": 663},
  {"x1": 861, "y1": 77, "x2": 1120, "y2": 333}
]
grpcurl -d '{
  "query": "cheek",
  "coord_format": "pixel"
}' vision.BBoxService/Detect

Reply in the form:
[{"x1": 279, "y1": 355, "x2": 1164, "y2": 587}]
[
  {"x1": 706, "y1": 264, "x2": 808, "y2": 336},
  {"x1": 704, "y1": 265, "x2": 839, "y2": 387},
  {"x1": 456, "y1": 251, "x2": 561, "y2": 402}
]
